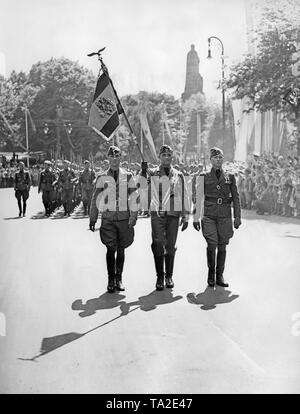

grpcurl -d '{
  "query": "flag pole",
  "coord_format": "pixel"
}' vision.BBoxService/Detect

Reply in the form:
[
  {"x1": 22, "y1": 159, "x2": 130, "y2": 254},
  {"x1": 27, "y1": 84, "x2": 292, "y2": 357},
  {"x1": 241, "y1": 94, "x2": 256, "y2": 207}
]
[{"x1": 88, "y1": 48, "x2": 144, "y2": 162}]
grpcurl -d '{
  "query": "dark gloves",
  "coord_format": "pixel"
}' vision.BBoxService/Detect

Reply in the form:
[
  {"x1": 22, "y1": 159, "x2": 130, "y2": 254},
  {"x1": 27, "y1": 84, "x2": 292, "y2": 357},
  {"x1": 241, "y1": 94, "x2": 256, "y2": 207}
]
[
  {"x1": 193, "y1": 221, "x2": 201, "y2": 231},
  {"x1": 128, "y1": 216, "x2": 137, "y2": 228},
  {"x1": 180, "y1": 217, "x2": 188, "y2": 231},
  {"x1": 234, "y1": 217, "x2": 241, "y2": 229},
  {"x1": 89, "y1": 222, "x2": 95, "y2": 232}
]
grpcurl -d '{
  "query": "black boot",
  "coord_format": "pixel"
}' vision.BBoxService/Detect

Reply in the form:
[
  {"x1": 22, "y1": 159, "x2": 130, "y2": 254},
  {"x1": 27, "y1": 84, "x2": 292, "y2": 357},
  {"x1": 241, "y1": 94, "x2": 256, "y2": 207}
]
[
  {"x1": 165, "y1": 254, "x2": 175, "y2": 288},
  {"x1": 207, "y1": 247, "x2": 216, "y2": 287},
  {"x1": 23, "y1": 203, "x2": 26, "y2": 217},
  {"x1": 216, "y1": 249, "x2": 229, "y2": 287},
  {"x1": 107, "y1": 275, "x2": 116, "y2": 293},
  {"x1": 154, "y1": 255, "x2": 164, "y2": 291},
  {"x1": 115, "y1": 274, "x2": 125, "y2": 291},
  {"x1": 106, "y1": 248, "x2": 116, "y2": 293},
  {"x1": 115, "y1": 248, "x2": 125, "y2": 291}
]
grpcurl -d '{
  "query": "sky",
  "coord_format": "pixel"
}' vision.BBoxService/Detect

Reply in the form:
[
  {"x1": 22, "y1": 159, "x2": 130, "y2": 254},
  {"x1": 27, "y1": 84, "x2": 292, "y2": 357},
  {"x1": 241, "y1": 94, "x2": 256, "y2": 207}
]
[{"x1": 0, "y1": 0, "x2": 249, "y2": 103}]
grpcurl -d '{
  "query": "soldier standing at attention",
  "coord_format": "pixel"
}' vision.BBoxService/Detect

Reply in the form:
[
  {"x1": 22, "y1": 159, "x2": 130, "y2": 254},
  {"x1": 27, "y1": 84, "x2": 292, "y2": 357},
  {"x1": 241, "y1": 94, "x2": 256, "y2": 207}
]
[
  {"x1": 79, "y1": 160, "x2": 96, "y2": 215},
  {"x1": 140, "y1": 144, "x2": 190, "y2": 291},
  {"x1": 54, "y1": 160, "x2": 77, "y2": 217},
  {"x1": 14, "y1": 161, "x2": 31, "y2": 217},
  {"x1": 38, "y1": 160, "x2": 56, "y2": 217},
  {"x1": 89, "y1": 146, "x2": 138, "y2": 293},
  {"x1": 193, "y1": 147, "x2": 241, "y2": 287}
]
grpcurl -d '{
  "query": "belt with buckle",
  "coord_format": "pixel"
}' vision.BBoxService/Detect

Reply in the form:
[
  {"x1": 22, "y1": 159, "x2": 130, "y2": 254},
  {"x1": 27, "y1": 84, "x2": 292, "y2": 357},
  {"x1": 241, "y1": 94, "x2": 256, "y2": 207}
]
[{"x1": 205, "y1": 196, "x2": 232, "y2": 205}]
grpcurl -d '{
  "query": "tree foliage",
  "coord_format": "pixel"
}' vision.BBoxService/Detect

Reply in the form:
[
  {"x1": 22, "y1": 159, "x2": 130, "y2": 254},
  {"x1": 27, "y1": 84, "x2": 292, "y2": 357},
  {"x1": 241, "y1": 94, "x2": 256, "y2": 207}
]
[{"x1": 225, "y1": 2, "x2": 300, "y2": 116}]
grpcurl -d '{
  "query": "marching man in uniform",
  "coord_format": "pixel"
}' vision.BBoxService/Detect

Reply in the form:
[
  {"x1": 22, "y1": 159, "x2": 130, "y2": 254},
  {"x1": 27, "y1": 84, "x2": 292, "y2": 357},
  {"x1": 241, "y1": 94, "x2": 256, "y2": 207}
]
[
  {"x1": 89, "y1": 146, "x2": 138, "y2": 293},
  {"x1": 38, "y1": 160, "x2": 56, "y2": 217},
  {"x1": 140, "y1": 144, "x2": 190, "y2": 291},
  {"x1": 193, "y1": 147, "x2": 241, "y2": 287},
  {"x1": 54, "y1": 160, "x2": 77, "y2": 217},
  {"x1": 79, "y1": 160, "x2": 96, "y2": 215},
  {"x1": 14, "y1": 161, "x2": 31, "y2": 217}
]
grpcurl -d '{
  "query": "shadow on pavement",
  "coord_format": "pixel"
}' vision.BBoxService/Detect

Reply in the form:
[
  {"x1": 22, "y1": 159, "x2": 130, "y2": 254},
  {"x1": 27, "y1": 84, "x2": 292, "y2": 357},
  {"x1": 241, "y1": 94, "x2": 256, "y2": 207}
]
[
  {"x1": 72, "y1": 292, "x2": 126, "y2": 317},
  {"x1": 19, "y1": 290, "x2": 182, "y2": 362},
  {"x1": 119, "y1": 289, "x2": 183, "y2": 315},
  {"x1": 3, "y1": 216, "x2": 23, "y2": 220},
  {"x1": 187, "y1": 287, "x2": 239, "y2": 311}
]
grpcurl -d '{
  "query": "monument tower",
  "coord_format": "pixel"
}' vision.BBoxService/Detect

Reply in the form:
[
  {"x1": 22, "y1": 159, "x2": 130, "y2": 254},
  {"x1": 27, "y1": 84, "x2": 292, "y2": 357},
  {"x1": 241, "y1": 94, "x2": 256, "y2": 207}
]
[{"x1": 181, "y1": 44, "x2": 203, "y2": 101}]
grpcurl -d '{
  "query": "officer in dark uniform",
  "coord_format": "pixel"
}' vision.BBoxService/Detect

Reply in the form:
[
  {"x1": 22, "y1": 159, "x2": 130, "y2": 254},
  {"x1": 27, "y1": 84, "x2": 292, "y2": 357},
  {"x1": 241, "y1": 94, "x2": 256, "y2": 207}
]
[
  {"x1": 193, "y1": 147, "x2": 241, "y2": 287},
  {"x1": 54, "y1": 160, "x2": 76, "y2": 216},
  {"x1": 79, "y1": 160, "x2": 96, "y2": 215},
  {"x1": 14, "y1": 161, "x2": 31, "y2": 217},
  {"x1": 140, "y1": 144, "x2": 190, "y2": 291},
  {"x1": 89, "y1": 146, "x2": 138, "y2": 293},
  {"x1": 38, "y1": 160, "x2": 56, "y2": 217}
]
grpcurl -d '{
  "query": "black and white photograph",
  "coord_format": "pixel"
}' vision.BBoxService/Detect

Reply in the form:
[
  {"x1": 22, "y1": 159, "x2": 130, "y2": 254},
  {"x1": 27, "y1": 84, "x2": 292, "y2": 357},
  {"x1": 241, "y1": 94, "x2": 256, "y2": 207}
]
[{"x1": 0, "y1": 0, "x2": 300, "y2": 396}]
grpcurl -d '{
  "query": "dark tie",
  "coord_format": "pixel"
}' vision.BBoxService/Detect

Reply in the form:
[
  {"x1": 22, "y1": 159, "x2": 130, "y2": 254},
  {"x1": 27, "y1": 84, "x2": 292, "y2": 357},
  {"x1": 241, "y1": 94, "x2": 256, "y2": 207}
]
[
  {"x1": 216, "y1": 169, "x2": 221, "y2": 180},
  {"x1": 113, "y1": 170, "x2": 118, "y2": 182},
  {"x1": 164, "y1": 167, "x2": 170, "y2": 176}
]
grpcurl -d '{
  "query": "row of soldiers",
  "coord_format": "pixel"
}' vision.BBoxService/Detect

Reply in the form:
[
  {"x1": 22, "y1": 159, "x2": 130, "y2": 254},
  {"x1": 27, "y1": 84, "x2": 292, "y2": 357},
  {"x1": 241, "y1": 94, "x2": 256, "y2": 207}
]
[
  {"x1": 13, "y1": 159, "x2": 95, "y2": 218},
  {"x1": 13, "y1": 145, "x2": 242, "y2": 293},
  {"x1": 88, "y1": 144, "x2": 241, "y2": 293}
]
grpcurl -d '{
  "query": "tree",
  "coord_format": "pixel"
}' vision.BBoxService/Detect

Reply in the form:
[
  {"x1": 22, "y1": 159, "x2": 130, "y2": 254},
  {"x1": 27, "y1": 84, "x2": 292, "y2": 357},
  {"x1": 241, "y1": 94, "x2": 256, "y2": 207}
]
[
  {"x1": 27, "y1": 58, "x2": 98, "y2": 159},
  {"x1": 225, "y1": 1, "x2": 300, "y2": 153}
]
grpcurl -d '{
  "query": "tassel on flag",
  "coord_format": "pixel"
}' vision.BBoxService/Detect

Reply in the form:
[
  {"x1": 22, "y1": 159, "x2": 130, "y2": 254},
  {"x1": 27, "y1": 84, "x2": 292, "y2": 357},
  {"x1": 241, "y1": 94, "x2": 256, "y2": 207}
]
[{"x1": 88, "y1": 72, "x2": 122, "y2": 141}]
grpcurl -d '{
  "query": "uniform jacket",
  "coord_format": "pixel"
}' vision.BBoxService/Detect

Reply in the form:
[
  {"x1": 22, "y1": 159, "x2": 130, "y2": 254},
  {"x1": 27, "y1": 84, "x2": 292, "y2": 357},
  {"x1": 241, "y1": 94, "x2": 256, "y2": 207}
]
[
  {"x1": 193, "y1": 168, "x2": 241, "y2": 219},
  {"x1": 57, "y1": 168, "x2": 76, "y2": 190},
  {"x1": 14, "y1": 170, "x2": 31, "y2": 191},
  {"x1": 38, "y1": 169, "x2": 56, "y2": 192},
  {"x1": 79, "y1": 169, "x2": 96, "y2": 190},
  {"x1": 139, "y1": 165, "x2": 190, "y2": 220},
  {"x1": 89, "y1": 167, "x2": 138, "y2": 223}
]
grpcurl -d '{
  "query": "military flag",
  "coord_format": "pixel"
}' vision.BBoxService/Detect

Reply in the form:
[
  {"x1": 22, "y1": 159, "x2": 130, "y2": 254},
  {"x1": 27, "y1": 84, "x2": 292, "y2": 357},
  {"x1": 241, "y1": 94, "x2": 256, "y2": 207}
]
[{"x1": 88, "y1": 73, "x2": 122, "y2": 141}]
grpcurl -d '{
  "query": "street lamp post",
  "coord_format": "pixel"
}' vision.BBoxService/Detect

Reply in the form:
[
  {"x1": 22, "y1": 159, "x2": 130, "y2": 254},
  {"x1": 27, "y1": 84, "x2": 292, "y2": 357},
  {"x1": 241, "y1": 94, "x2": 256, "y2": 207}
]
[{"x1": 207, "y1": 36, "x2": 226, "y2": 149}]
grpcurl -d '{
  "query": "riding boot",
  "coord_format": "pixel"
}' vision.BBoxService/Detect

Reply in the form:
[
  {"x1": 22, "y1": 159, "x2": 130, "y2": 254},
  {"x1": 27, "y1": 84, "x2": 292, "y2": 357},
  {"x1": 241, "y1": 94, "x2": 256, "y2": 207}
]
[
  {"x1": 115, "y1": 248, "x2": 125, "y2": 291},
  {"x1": 22, "y1": 203, "x2": 26, "y2": 217},
  {"x1": 154, "y1": 255, "x2": 164, "y2": 291},
  {"x1": 207, "y1": 247, "x2": 216, "y2": 287},
  {"x1": 106, "y1": 249, "x2": 116, "y2": 293},
  {"x1": 165, "y1": 254, "x2": 175, "y2": 288},
  {"x1": 63, "y1": 203, "x2": 68, "y2": 216},
  {"x1": 18, "y1": 200, "x2": 22, "y2": 217},
  {"x1": 216, "y1": 249, "x2": 229, "y2": 287}
]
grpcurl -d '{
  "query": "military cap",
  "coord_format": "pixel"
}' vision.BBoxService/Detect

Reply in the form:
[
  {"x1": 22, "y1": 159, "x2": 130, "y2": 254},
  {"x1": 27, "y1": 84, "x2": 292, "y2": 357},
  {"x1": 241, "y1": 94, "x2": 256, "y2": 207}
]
[
  {"x1": 44, "y1": 160, "x2": 52, "y2": 165},
  {"x1": 159, "y1": 144, "x2": 173, "y2": 155},
  {"x1": 63, "y1": 159, "x2": 71, "y2": 165},
  {"x1": 107, "y1": 145, "x2": 121, "y2": 157},
  {"x1": 210, "y1": 147, "x2": 223, "y2": 158},
  {"x1": 84, "y1": 160, "x2": 90, "y2": 164},
  {"x1": 19, "y1": 161, "x2": 25, "y2": 166}
]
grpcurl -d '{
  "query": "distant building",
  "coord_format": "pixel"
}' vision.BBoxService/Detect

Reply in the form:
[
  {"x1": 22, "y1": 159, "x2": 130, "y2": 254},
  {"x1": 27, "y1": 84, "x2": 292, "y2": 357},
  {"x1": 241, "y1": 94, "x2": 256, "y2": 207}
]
[{"x1": 181, "y1": 44, "x2": 203, "y2": 101}]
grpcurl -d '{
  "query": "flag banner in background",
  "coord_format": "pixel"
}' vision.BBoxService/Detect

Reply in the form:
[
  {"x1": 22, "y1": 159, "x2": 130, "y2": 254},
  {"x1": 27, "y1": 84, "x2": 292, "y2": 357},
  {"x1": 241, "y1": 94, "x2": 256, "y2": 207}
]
[
  {"x1": 139, "y1": 112, "x2": 158, "y2": 162},
  {"x1": 88, "y1": 73, "x2": 121, "y2": 141}
]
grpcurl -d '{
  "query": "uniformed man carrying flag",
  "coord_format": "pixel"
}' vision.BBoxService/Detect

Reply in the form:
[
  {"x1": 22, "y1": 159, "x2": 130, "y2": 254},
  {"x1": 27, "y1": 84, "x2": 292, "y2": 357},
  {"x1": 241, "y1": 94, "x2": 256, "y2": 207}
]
[{"x1": 89, "y1": 146, "x2": 138, "y2": 293}]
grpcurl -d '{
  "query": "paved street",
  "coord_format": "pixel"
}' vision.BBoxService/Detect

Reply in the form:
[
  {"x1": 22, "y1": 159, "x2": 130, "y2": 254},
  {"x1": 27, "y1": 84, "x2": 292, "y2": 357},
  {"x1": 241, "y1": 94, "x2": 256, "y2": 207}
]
[{"x1": 0, "y1": 187, "x2": 300, "y2": 394}]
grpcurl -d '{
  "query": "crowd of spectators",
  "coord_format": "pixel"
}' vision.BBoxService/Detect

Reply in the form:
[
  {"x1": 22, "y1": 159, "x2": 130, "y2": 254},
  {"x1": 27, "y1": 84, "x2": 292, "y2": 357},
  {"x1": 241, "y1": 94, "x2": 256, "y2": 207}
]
[{"x1": 227, "y1": 153, "x2": 300, "y2": 218}]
